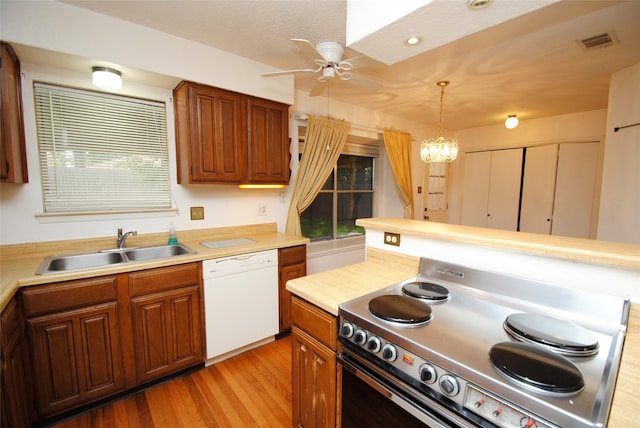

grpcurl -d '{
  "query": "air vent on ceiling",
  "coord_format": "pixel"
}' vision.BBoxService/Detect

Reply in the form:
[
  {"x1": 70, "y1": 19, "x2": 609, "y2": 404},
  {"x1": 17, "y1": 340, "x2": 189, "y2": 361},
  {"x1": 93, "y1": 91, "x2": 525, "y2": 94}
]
[{"x1": 578, "y1": 32, "x2": 618, "y2": 51}]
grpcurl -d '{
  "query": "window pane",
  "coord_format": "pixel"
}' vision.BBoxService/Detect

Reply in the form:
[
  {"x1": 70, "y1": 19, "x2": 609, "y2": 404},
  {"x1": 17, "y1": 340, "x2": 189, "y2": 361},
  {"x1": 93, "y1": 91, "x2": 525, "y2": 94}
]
[
  {"x1": 337, "y1": 155, "x2": 373, "y2": 190},
  {"x1": 300, "y1": 193, "x2": 333, "y2": 241},
  {"x1": 337, "y1": 192, "x2": 372, "y2": 238}
]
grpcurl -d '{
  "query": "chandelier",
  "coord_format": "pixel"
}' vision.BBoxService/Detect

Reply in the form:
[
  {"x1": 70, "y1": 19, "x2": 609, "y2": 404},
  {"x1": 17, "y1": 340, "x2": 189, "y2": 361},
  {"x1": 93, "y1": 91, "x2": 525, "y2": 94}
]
[{"x1": 421, "y1": 80, "x2": 458, "y2": 163}]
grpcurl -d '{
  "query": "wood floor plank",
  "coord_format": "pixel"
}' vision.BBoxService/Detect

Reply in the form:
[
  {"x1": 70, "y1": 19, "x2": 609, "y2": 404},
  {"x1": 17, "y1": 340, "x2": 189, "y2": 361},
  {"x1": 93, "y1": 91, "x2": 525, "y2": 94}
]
[{"x1": 51, "y1": 336, "x2": 292, "y2": 428}]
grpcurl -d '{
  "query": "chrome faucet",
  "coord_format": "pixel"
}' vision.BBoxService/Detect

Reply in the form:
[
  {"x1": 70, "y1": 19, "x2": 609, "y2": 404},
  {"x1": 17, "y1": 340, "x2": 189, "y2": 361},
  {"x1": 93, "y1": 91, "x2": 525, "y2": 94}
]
[{"x1": 117, "y1": 228, "x2": 138, "y2": 249}]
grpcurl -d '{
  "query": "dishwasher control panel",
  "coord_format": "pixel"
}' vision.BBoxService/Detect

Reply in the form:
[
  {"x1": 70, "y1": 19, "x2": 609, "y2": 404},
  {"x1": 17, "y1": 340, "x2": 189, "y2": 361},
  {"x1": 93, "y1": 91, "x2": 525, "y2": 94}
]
[{"x1": 202, "y1": 249, "x2": 278, "y2": 278}]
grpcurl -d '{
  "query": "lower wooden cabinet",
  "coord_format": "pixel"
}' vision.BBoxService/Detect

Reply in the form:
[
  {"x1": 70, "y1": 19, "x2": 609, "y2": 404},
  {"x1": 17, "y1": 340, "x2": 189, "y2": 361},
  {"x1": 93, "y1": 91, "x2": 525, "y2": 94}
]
[
  {"x1": 26, "y1": 302, "x2": 124, "y2": 417},
  {"x1": 291, "y1": 296, "x2": 337, "y2": 428},
  {"x1": 1, "y1": 298, "x2": 31, "y2": 427},
  {"x1": 10, "y1": 262, "x2": 204, "y2": 421},
  {"x1": 129, "y1": 263, "x2": 203, "y2": 384},
  {"x1": 278, "y1": 245, "x2": 307, "y2": 332}
]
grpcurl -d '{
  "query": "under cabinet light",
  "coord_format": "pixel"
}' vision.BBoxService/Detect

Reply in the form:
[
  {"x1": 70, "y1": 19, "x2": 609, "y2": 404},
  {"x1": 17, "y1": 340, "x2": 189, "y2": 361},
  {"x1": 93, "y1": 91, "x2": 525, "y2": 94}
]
[{"x1": 239, "y1": 184, "x2": 286, "y2": 189}]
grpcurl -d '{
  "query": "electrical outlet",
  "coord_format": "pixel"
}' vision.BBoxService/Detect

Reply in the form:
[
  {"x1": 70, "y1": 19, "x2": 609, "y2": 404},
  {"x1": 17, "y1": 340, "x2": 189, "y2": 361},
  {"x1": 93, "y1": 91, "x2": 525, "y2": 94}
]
[
  {"x1": 257, "y1": 204, "x2": 267, "y2": 216},
  {"x1": 383, "y1": 232, "x2": 401, "y2": 246},
  {"x1": 190, "y1": 206, "x2": 204, "y2": 220}
]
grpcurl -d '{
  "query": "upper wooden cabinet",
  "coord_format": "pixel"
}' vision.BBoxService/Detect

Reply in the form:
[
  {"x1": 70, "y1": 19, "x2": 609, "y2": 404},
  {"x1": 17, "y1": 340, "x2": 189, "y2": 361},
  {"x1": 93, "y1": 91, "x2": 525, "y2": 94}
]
[
  {"x1": 0, "y1": 42, "x2": 28, "y2": 183},
  {"x1": 247, "y1": 96, "x2": 290, "y2": 184},
  {"x1": 173, "y1": 81, "x2": 290, "y2": 185},
  {"x1": 174, "y1": 81, "x2": 246, "y2": 183}
]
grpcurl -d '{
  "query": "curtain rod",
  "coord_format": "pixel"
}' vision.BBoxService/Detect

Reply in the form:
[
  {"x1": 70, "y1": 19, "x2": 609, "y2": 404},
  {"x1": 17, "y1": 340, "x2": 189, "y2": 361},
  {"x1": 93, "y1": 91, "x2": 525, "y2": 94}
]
[
  {"x1": 614, "y1": 122, "x2": 640, "y2": 132},
  {"x1": 294, "y1": 114, "x2": 383, "y2": 135}
]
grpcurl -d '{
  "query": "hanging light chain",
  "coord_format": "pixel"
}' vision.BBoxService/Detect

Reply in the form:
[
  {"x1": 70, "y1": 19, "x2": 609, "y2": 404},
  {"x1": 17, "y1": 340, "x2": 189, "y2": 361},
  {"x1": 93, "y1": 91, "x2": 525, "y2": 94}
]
[{"x1": 437, "y1": 80, "x2": 449, "y2": 136}]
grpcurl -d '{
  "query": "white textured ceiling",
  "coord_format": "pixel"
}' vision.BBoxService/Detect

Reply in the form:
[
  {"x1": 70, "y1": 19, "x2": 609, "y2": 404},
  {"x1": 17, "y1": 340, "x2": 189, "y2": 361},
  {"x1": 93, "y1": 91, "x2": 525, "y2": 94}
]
[{"x1": 50, "y1": 1, "x2": 640, "y2": 130}]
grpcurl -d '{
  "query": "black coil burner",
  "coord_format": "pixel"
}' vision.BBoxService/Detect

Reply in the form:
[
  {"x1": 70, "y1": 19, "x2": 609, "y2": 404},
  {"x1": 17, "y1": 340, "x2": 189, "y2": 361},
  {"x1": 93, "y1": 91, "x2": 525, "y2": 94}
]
[{"x1": 368, "y1": 295, "x2": 433, "y2": 326}]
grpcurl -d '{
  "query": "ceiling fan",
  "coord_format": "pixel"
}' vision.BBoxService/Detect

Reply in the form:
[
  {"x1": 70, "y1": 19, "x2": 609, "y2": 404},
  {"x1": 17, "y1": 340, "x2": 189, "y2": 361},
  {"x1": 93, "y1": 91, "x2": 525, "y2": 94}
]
[{"x1": 261, "y1": 39, "x2": 383, "y2": 96}]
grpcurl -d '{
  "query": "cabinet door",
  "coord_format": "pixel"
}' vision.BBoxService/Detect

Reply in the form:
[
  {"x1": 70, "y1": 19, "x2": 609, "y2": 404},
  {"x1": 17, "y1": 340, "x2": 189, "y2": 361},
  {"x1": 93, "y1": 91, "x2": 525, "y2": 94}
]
[
  {"x1": 280, "y1": 262, "x2": 306, "y2": 332},
  {"x1": 552, "y1": 142, "x2": 599, "y2": 238},
  {"x1": 246, "y1": 97, "x2": 290, "y2": 184},
  {"x1": 520, "y1": 145, "x2": 558, "y2": 234},
  {"x1": 174, "y1": 82, "x2": 245, "y2": 183},
  {"x1": 0, "y1": 42, "x2": 28, "y2": 183},
  {"x1": 26, "y1": 303, "x2": 124, "y2": 417},
  {"x1": 292, "y1": 326, "x2": 336, "y2": 428},
  {"x1": 1, "y1": 298, "x2": 31, "y2": 427},
  {"x1": 131, "y1": 285, "x2": 202, "y2": 384}
]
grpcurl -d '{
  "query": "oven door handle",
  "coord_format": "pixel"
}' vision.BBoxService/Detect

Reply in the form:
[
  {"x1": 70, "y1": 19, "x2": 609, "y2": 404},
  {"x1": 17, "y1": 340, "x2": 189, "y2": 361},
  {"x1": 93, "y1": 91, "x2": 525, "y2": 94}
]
[{"x1": 338, "y1": 350, "x2": 469, "y2": 428}]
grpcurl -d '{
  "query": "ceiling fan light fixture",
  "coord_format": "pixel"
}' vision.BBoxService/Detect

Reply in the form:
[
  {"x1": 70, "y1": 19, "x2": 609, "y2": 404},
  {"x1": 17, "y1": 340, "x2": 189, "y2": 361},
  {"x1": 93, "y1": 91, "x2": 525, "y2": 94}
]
[
  {"x1": 421, "y1": 80, "x2": 458, "y2": 163},
  {"x1": 92, "y1": 67, "x2": 122, "y2": 90},
  {"x1": 505, "y1": 114, "x2": 519, "y2": 129}
]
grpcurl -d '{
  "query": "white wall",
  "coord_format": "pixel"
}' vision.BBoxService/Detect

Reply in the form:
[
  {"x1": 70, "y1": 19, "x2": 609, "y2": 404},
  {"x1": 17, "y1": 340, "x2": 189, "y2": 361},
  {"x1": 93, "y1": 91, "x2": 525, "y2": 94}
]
[
  {"x1": 597, "y1": 62, "x2": 640, "y2": 244},
  {"x1": 0, "y1": 1, "x2": 436, "y2": 247},
  {"x1": 449, "y1": 110, "x2": 607, "y2": 225}
]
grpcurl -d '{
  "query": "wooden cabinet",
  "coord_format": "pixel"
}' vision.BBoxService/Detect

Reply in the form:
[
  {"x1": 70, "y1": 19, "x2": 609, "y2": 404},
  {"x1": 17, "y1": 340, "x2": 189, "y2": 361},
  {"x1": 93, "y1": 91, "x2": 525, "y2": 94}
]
[
  {"x1": 21, "y1": 276, "x2": 124, "y2": 417},
  {"x1": 128, "y1": 263, "x2": 203, "y2": 384},
  {"x1": 173, "y1": 80, "x2": 290, "y2": 185},
  {"x1": 174, "y1": 81, "x2": 246, "y2": 183},
  {"x1": 291, "y1": 296, "x2": 337, "y2": 428},
  {"x1": 278, "y1": 245, "x2": 307, "y2": 332},
  {"x1": 0, "y1": 42, "x2": 28, "y2": 183},
  {"x1": 16, "y1": 262, "x2": 204, "y2": 421},
  {"x1": 461, "y1": 148, "x2": 524, "y2": 230},
  {"x1": 1, "y1": 298, "x2": 31, "y2": 427},
  {"x1": 247, "y1": 97, "x2": 290, "y2": 184}
]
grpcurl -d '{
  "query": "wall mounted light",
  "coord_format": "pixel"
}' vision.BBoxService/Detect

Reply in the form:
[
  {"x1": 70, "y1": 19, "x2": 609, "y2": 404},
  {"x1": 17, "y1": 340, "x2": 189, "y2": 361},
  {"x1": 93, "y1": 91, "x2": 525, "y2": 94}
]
[
  {"x1": 92, "y1": 67, "x2": 122, "y2": 90},
  {"x1": 505, "y1": 114, "x2": 519, "y2": 129}
]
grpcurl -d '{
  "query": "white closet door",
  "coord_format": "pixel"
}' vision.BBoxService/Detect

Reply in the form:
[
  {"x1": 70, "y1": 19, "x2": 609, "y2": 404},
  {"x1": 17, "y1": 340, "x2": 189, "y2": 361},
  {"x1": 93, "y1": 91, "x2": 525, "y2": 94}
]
[
  {"x1": 552, "y1": 142, "x2": 598, "y2": 238},
  {"x1": 520, "y1": 145, "x2": 558, "y2": 234},
  {"x1": 461, "y1": 151, "x2": 491, "y2": 227},
  {"x1": 486, "y1": 148, "x2": 524, "y2": 231}
]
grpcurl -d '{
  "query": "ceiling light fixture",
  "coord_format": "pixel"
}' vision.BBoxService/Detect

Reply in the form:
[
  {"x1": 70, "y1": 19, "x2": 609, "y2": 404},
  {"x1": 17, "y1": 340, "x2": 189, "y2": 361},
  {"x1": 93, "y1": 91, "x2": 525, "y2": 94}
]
[
  {"x1": 421, "y1": 80, "x2": 458, "y2": 163},
  {"x1": 468, "y1": 0, "x2": 492, "y2": 9},
  {"x1": 404, "y1": 36, "x2": 422, "y2": 46},
  {"x1": 505, "y1": 114, "x2": 519, "y2": 129},
  {"x1": 92, "y1": 67, "x2": 122, "y2": 90}
]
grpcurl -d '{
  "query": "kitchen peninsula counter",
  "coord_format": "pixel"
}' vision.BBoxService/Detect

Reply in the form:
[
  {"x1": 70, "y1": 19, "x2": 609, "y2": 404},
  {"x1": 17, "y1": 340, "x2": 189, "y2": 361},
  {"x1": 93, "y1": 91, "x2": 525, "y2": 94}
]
[
  {"x1": 286, "y1": 218, "x2": 640, "y2": 427},
  {"x1": 0, "y1": 222, "x2": 308, "y2": 311}
]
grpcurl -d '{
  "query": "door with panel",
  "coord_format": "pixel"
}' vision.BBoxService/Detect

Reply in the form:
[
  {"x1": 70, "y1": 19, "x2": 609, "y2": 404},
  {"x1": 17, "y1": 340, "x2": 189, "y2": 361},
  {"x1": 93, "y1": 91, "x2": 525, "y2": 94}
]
[{"x1": 520, "y1": 144, "x2": 559, "y2": 234}]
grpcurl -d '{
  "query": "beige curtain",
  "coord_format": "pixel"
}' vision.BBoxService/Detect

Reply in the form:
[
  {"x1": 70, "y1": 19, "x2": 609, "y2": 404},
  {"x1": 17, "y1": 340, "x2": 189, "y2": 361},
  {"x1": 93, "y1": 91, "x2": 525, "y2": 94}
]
[
  {"x1": 383, "y1": 129, "x2": 415, "y2": 219},
  {"x1": 285, "y1": 115, "x2": 352, "y2": 236}
]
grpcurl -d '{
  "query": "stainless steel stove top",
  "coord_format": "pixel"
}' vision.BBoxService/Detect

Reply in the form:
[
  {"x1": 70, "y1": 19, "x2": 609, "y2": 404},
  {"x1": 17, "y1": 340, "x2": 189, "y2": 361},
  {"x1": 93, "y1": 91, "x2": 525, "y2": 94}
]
[{"x1": 338, "y1": 258, "x2": 629, "y2": 428}]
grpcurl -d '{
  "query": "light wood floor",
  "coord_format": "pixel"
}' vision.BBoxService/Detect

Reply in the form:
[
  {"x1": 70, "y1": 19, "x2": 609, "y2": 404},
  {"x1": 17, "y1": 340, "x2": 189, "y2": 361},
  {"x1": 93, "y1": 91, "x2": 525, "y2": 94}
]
[{"x1": 51, "y1": 336, "x2": 292, "y2": 428}]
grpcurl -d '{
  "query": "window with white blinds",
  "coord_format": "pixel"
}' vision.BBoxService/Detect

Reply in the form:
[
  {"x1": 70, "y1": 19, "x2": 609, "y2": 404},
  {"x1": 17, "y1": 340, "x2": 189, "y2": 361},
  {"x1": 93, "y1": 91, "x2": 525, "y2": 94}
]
[{"x1": 33, "y1": 83, "x2": 171, "y2": 213}]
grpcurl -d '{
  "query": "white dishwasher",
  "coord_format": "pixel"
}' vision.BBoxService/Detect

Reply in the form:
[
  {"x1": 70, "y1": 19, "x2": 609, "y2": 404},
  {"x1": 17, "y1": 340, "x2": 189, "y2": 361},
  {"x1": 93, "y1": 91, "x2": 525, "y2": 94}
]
[{"x1": 202, "y1": 249, "x2": 279, "y2": 363}]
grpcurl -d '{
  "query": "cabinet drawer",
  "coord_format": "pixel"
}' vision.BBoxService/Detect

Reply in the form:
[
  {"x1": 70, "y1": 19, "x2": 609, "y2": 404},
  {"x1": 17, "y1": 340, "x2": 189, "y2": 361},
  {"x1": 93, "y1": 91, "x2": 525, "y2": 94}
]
[
  {"x1": 279, "y1": 245, "x2": 306, "y2": 267},
  {"x1": 21, "y1": 276, "x2": 118, "y2": 317},
  {"x1": 128, "y1": 262, "x2": 200, "y2": 297},
  {"x1": 291, "y1": 296, "x2": 337, "y2": 350}
]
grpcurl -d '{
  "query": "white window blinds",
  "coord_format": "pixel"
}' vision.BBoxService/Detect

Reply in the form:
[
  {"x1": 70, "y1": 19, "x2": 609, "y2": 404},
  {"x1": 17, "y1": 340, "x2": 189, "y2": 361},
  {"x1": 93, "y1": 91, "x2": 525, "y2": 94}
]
[{"x1": 34, "y1": 83, "x2": 171, "y2": 213}]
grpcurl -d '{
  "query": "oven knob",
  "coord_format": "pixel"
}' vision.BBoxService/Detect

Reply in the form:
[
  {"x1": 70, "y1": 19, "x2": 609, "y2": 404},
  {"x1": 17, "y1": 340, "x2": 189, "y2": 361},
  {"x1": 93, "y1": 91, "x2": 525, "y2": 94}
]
[
  {"x1": 353, "y1": 329, "x2": 368, "y2": 345},
  {"x1": 439, "y1": 374, "x2": 460, "y2": 397},
  {"x1": 419, "y1": 364, "x2": 437, "y2": 384},
  {"x1": 366, "y1": 337, "x2": 382, "y2": 353},
  {"x1": 381, "y1": 344, "x2": 397, "y2": 362},
  {"x1": 341, "y1": 323, "x2": 354, "y2": 338}
]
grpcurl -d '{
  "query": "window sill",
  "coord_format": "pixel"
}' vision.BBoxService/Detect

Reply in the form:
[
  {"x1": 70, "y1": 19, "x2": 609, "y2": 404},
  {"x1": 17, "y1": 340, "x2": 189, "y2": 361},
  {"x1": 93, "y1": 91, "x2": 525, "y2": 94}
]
[
  {"x1": 307, "y1": 235, "x2": 366, "y2": 259},
  {"x1": 35, "y1": 208, "x2": 178, "y2": 223}
]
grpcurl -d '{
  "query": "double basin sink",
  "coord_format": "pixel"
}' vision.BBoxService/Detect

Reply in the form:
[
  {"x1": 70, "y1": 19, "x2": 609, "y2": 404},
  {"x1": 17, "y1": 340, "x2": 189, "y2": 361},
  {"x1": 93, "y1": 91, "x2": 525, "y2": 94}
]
[{"x1": 36, "y1": 244, "x2": 196, "y2": 275}]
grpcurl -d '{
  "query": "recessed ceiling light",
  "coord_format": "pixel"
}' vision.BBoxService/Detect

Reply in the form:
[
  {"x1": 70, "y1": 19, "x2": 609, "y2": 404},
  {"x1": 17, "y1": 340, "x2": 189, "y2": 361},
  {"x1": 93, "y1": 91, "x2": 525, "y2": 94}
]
[
  {"x1": 468, "y1": 0, "x2": 492, "y2": 9},
  {"x1": 405, "y1": 36, "x2": 422, "y2": 46}
]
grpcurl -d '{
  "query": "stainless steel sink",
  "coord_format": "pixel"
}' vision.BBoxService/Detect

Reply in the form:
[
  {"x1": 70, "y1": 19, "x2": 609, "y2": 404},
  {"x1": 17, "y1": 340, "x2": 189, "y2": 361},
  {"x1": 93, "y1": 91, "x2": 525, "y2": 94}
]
[
  {"x1": 38, "y1": 251, "x2": 126, "y2": 274},
  {"x1": 36, "y1": 244, "x2": 196, "y2": 274},
  {"x1": 125, "y1": 244, "x2": 194, "y2": 261}
]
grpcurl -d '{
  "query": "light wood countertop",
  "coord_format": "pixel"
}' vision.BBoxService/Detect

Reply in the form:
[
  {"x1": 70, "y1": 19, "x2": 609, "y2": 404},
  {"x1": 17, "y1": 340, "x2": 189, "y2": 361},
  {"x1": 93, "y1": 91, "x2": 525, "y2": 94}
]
[{"x1": 1, "y1": 222, "x2": 308, "y2": 311}]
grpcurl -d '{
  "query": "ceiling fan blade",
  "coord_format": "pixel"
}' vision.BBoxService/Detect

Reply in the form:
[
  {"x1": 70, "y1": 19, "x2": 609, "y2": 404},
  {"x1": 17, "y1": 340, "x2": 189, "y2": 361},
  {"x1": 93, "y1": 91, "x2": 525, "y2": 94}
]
[
  {"x1": 341, "y1": 55, "x2": 379, "y2": 70},
  {"x1": 292, "y1": 38, "x2": 325, "y2": 62},
  {"x1": 309, "y1": 79, "x2": 327, "y2": 97},
  {"x1": 347, "y1": 73, "x2": 384, "y2": 92},
  {"x1": 262, "y1": 68, "x2": 317, "y2": 77}
]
